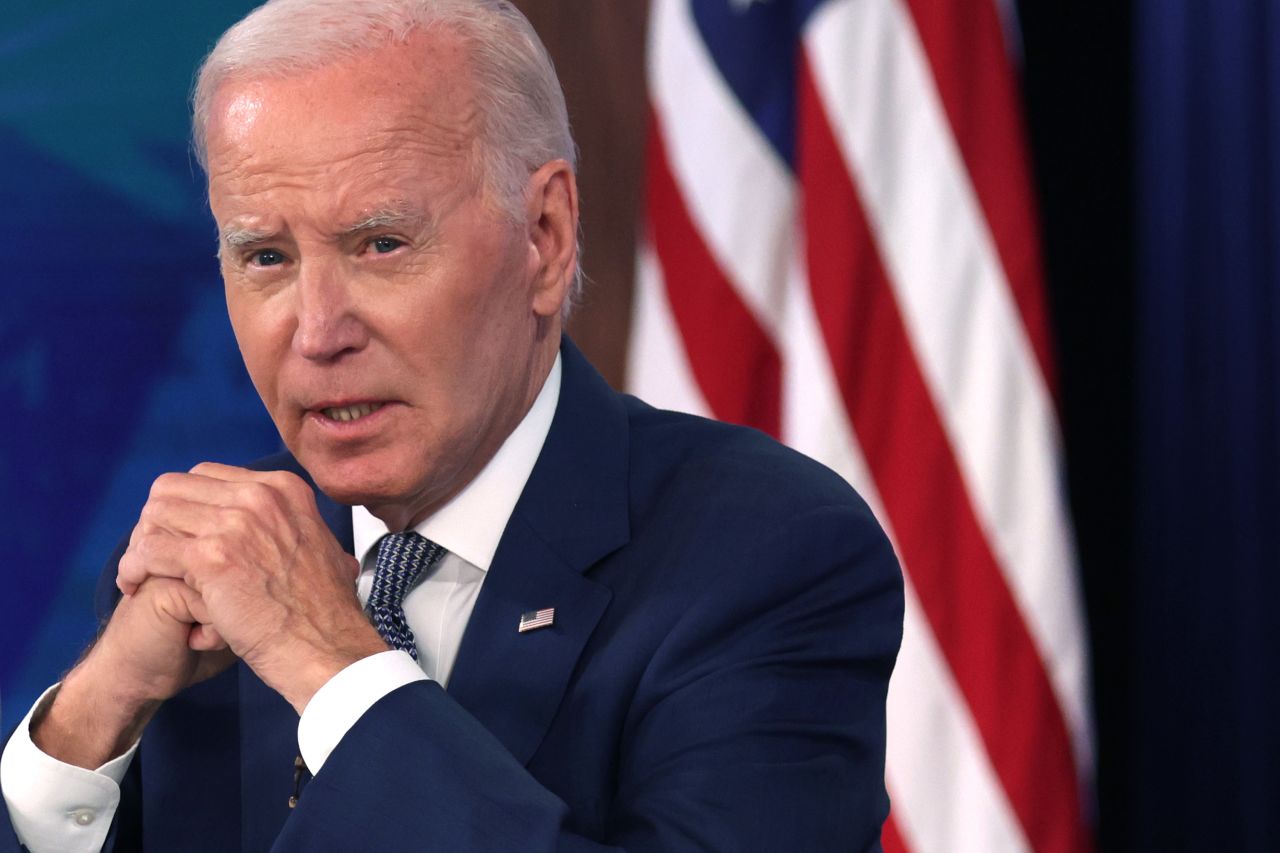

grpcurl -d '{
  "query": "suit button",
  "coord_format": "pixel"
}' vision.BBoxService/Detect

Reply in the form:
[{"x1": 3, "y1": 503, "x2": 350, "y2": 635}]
[{"x1": 71, "y1": 808, "x2": 96, "y2": 826}]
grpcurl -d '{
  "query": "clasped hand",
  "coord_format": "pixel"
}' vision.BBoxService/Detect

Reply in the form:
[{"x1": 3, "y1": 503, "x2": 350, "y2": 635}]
[{"x1": 112, "y1": 462, "x2": 384, "y2": 713}]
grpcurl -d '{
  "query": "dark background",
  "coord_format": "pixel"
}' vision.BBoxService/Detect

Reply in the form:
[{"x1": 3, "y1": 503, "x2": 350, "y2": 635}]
[
  {"x1": 1022, "y1": 2, "x2": 1278, "y2": 849},
  {"x1": 1, "y1": 2, "x2": 1276, "y2": 850},
  {"x1": 1015, "y1": 2, "x2": 1141, "y2": 849}
]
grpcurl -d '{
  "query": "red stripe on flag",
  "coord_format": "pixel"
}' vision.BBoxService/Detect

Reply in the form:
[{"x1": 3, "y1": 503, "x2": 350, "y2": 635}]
[
  {"x1": 796, "y1": 58, "x2": 1087, "y2": 853},
  {"x1": 644, "y1": 108, "x2": 783, "y2": 436},
  {"x1": 882, "y1": 812, "x2": 910, "y2": 853},
  {"x1": 900, "y1": 0, "x2": 1059, "y2": 399}
]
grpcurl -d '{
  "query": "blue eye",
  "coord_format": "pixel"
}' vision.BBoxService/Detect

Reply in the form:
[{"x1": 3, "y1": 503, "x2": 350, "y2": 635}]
[
  {"x1": 252, "y1": 249, "x2": 286, "y2": 267},
  {"x1": 371, "y1": 237, "x2": 402, "y2": 254}
]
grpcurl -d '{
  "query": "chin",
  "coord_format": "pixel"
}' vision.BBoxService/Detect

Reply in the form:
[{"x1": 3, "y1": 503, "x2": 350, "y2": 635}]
[
  {"x1": 319, "y1": 471, "x2": 407, "y2": 509},
  {"x1": 296, "y1": 450, "x2": 409, "y2": 508}
]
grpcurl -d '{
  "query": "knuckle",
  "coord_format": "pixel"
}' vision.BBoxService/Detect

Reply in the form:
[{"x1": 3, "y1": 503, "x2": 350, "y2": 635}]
[
  {"x1": 226, "y1": 505, "x2": 265, "y2": 544},
  {"x1": 260, "y1": 470, "x2": 289, "y2": 488},
  {"x1": 130, "y1": 530, "x2": 156, "y2": 560},
  {"x1": 262, "y1": 470, "x2": 311, "y2": 506},
  {"x1": 244, "y1": 481, "x2": 276, "y2": 512},
  {"x1": 221, "y1": 504, "x2": 250, "y2": 533},
  {"x1": 293, "y1": 482, "x2": 318, "y2": 509},
  {"x1": 138, "y1": 496, "x2": 167, "y2": 524},
  {"x1": 148, "y1": 471, "x2": 181, "y2": 498},
  {"x1": 280, "y1": 471, "x2": 310, "y2": 498},
  {"x1": 200, "y1": 535, "x2": 231, "y2": 568}
]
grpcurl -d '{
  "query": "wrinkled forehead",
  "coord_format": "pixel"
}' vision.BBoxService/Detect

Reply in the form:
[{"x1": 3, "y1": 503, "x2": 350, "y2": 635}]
[{"x1": 203, "y1": 31, "x2": 484, "y2": 192}]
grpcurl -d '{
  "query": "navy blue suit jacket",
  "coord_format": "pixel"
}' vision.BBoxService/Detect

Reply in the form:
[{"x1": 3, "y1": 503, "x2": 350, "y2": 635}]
[{"x1": 2, "y1": 340, "x2": 903, "y2": 851}]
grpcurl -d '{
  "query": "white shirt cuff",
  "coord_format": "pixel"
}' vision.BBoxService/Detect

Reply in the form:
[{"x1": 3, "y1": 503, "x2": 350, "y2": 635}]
[
  {"x1": 1, "y1": 684, "x2": 137, "y2": 853},
  {"x1": 297, "y1": 650, "x2": 428, "y2": 775}
]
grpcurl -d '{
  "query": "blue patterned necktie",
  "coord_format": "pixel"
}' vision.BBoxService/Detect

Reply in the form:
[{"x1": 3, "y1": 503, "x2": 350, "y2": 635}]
[{"x1": 368, "y1": 531, "x2": 445, "y2": 660}]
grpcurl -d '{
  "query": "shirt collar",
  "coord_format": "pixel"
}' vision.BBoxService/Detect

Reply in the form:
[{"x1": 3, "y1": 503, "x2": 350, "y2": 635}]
[{"x1": 351, "y1": 353, "x2": 562, "y2": 572}]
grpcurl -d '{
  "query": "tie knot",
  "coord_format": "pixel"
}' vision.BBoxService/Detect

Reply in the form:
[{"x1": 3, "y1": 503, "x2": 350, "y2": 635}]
[{"x1": 369, "y1": 531, "x2": 445, "y2": 611}]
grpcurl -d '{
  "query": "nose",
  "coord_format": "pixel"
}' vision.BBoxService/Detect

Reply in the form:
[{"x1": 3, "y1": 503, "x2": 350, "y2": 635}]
[{"x1": 292, "y1": 258, "x2": 368, "y2": 361}]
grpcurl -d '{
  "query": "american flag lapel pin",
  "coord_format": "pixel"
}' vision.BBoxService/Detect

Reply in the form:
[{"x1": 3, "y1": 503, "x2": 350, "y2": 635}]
[{"x1": 518, "y1": 607, "x2": 556, "y2": 633}]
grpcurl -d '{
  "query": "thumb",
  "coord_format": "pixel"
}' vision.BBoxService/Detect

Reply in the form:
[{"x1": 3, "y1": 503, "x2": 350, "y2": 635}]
[
  {"x1": 188, "y1": 622, "x2": 229, "y2": 652},
  {"x1": 148, "y1": 578, "x2": 220, "y2": 642}
]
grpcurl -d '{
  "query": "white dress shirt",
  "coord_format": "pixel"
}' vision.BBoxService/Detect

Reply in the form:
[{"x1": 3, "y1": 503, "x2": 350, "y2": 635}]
[{"x1": 0, "y1": 356, "x2": 561, "y2": 853}]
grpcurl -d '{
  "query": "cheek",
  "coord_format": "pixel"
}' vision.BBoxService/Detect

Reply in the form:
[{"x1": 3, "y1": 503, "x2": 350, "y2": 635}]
[
  {"x1": 393, "y1": 272, "x2": 500, "y2": 354},
  {"x1": 225, "y1": 294, "x2": 286, "y2": 401},
  {"x1": 458, "y1": 248, "x2": 537, "y2": 337}
]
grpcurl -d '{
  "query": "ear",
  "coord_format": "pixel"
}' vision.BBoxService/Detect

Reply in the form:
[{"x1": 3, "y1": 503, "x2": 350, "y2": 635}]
[{"x1": 524, "y1": 159, "x2": 579, "y2": 319}]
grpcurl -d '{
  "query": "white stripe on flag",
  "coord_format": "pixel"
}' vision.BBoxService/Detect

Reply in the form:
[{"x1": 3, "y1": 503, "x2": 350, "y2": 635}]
[
  {"x1": 628, "y1": 240, "x2": 714, "y2": 419},
  {"x1": 778, "y1": 244, "x2": 858, "y2": 467},
  {"x1": 888, "y1": 578, "x2": 1030, "y2": 853},
  {"x1": 648, "y1": 0, "x2": 794, "y2": 336},
  {"x1": 779, "y1": 250, "x2": 1029, "y2": 853},
  {"x1": 803, "y1": 0, "x2": 1092, "y2": 776}
]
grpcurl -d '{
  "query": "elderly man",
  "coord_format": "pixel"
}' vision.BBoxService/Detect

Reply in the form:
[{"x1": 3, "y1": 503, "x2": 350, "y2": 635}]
[{"x1": 1, "y1": 1, "x2": 902, "y2": 850}]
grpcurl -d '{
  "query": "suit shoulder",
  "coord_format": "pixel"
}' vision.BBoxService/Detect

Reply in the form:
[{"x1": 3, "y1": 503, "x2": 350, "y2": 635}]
[
  {"x1": 621, "y1": 395, "x2": 872, "y2": 524},
  {"x1": 610, "y1": 396, "x2": 903, "y2": 695}
]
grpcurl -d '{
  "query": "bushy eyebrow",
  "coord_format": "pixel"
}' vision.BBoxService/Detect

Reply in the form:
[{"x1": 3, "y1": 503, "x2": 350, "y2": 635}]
[
  {"x1": 215, "y1": 203, "x2": 432, "y2": 259},
  {"x1": 338, "y1": 206, "x2": 429, "y2": 237},
  {"x1": 218, "y1": 225, "x2": 273, "y2": 260}
]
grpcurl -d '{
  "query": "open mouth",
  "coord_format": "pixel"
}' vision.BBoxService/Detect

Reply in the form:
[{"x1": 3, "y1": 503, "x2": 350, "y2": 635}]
[{"x1": 320, "y1": 402, "x2": 385, "y2": 422}]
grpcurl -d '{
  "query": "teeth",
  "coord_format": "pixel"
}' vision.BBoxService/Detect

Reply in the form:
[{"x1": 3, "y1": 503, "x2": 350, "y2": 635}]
[{"x1": 321, "y1": 402, "x2": 383, "y2": 422}]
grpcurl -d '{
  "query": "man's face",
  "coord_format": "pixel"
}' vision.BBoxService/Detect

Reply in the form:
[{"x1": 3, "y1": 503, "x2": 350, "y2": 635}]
[{"x1": 204, "y1": 32, "x2": 570, "y2": 529}]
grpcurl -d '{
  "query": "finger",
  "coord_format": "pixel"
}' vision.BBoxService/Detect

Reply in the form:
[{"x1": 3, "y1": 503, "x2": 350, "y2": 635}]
[
  {"x1": 153, "y1": 471, "x2": 316, "y2": 533},
  {"x1": 148, "y1": 470, "x2": 264, "y2": 510},
  {"x1": 118, "y1": 528, "x2": 200, "y2": 591},
  {"x1": 120, "y1": 521, "x2": 149, "y2": 595},
  {"x1": 188, "y1": 463, "x2": 316, "y2": 509},
  {"x1": 342, "y1": 552, "x2": 361, "y2": 584},
  {"x1": 119, "y1": 531, "x2": 185, "y2": 591},
  {"x1": 136, "y1": 493, "x2": 234, "y2": 539},
  {"x1": 145, "y1": 576, "x2": 201, "y2": 624},
  {"x1": 179, "y1": 580, "x2": 214, "y2": 625},
  {"x1": 190, "y1": 461, "x2": 285, "y2": 484},
  {"x1": 119, "y1": 495, "x2": 214, "y2": 592},
  {"x1": 187, "y1": 461, "x2": 256, "y2": 481},
  {"x1": 143, "y1": 578, "x2": 223, "y2": 649},
  {"x1": 188, "y1": 622, "x2": 228, "y2": 652},
  {"x1": 118, "y1": 569, "x2": 139, "y2": 597}
]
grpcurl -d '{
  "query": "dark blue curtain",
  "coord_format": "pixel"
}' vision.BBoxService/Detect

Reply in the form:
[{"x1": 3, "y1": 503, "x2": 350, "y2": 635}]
[{"x1": 1133, "y1": 0, "x2": 1280, "y2": 848}]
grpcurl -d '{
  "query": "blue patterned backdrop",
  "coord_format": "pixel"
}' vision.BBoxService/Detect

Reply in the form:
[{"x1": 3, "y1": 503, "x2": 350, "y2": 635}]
[{"x1": 0, "y1": 1, "x2": 278, "y2": 731}]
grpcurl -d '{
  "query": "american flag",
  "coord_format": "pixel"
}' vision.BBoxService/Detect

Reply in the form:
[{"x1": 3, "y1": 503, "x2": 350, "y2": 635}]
[
  {"x1": 518, "y1": 607, "x2": 557, "y2": 633},
  {"x1": 625, "y1": 0, "x2": 1093, "y2": 850}
]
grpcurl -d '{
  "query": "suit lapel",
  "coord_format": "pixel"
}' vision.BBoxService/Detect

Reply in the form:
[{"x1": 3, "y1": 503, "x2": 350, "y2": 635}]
[
  {"x1": 447, "y1": 340, "x2": 630, "y2": 765},
  {"x1": 446, "y1": 517, "x2": 613, "y2": 765}
]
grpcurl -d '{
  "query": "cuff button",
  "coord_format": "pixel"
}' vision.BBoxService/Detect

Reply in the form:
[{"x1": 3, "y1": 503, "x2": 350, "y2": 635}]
[{"x1": 71, "y1": 808, "x2": 96, "y2": 826}]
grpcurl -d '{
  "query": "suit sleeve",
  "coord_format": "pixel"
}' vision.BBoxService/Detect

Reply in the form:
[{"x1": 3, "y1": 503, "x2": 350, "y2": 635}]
[
  {"x1": 607, "y1": 501, "x2": 903, "y2": 851},
  {"x1": 275, "y1": 501, "x2": 904, "y2": 852}
]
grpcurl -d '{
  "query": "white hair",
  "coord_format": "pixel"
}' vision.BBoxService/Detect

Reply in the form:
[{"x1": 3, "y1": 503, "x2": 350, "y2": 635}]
[{"x1": 192, "y1": 0, "x2": 583, "y2": 308}]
